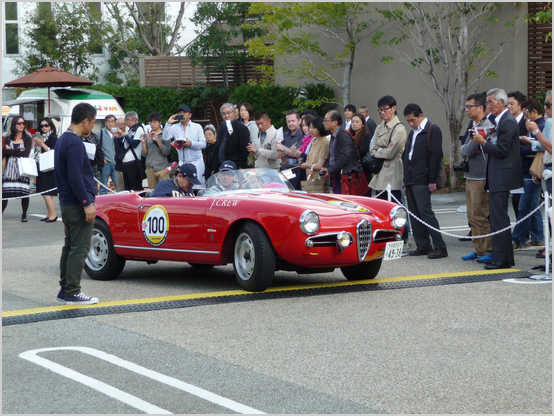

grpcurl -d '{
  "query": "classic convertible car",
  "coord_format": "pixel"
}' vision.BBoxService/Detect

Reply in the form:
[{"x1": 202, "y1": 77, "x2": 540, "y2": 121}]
[{"x1": 85, "y1": 169, "x2": 407, "y2": 291}]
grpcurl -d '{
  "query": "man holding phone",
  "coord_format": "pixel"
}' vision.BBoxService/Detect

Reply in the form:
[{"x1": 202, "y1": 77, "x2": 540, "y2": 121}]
[{"x1": 163, "y1": 105, "x2": 206, "y2": 187}]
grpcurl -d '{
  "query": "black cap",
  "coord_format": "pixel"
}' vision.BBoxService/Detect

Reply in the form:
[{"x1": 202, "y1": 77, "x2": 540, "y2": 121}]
[
  {"x1": 178, "y1": 164, "x2": 201, "y2": 185},
  {"x1": 178, "y1": 105, "x2": 192, "y2": 113},
  {"x1": 219, "y1": 160, "x2": 237, "y2": 172}
]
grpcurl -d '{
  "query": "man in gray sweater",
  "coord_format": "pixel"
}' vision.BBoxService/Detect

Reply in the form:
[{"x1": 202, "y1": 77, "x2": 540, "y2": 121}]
[{"x1": 460, "y1": 93, "x2": 495, "y2": 263}]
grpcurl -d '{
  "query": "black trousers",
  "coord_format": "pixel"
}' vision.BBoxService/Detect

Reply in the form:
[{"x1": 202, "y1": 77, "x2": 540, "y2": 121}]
[
  {"x1": 406, "y1": 184, "x2": 446, "y2": 249},
  {"x1": 122, "y1": 161, "x2": 144, "y2": 191},
  {"x1": 489, "y1": 190, "x2": 514, "y2": 264}
]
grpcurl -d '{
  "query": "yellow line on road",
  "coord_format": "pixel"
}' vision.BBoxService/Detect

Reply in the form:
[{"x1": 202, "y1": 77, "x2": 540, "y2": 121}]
[{"x1": 2, "y1": 269, "x2": 519, "y2": 318}]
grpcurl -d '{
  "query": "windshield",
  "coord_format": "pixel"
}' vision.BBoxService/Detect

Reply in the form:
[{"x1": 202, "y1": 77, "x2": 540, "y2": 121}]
[{"x1": 203, "y1": 168, "x2": 293, "y2": 196}]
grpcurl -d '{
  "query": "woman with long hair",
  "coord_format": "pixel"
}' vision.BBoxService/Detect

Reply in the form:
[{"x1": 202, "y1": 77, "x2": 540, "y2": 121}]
[
  {"x1": 239, "y1": 102, "x2": 259, "y2": 143},
  {"x1": 349, "y1": 113, "x2": 372, "y2": 197},
  {"x1": 2, "y1": 117, "x2": 33, "y2": 221},
  {"x1": 34, "y1": 117, "x2": 58, "y2": 222}
]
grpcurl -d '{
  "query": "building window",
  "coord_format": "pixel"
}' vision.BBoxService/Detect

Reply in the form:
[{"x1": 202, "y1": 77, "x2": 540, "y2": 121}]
[{"x1": 4, "y1": 2, "x2": 19, "y2": 55}]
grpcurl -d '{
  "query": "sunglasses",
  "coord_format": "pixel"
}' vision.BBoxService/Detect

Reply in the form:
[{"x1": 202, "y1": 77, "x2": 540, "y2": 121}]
[
  {"x1": 16, "y1": 121, "x2": 25, "y2": 125},
  {"x1": 40, "y1": 124, "x2": 50, "y2": 128},
  {"x1": 545, "y1": 102, "x2": 552, "y2": 109}
]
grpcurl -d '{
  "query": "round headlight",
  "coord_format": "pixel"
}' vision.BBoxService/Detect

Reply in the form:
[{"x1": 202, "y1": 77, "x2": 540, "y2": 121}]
[
  {"x1": 390, "y1": 206, "x2": 408, "y2": 229},
  {"x1": 300, "y1": 210, "x2": 320, "y2": 235},
  {"x1": 337, "y1": 231, "x2": 352, "y2": 248}
]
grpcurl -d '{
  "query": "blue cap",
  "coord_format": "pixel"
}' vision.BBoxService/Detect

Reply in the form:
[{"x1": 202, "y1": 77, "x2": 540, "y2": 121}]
[
  {"x1": 178, "y1": 105, "x2": 191, "y2": 113},
  {"x1": 219, "y1": 160, "x2": 237, "y2": 172},
  {"x1": 178, "y1": 164, "x2": 201, "y2": 185}
]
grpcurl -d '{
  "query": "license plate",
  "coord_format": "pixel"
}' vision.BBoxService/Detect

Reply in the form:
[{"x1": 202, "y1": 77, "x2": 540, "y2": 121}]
[{"x1": 384, "y1": 241, "x2": 403, "y2": 260}]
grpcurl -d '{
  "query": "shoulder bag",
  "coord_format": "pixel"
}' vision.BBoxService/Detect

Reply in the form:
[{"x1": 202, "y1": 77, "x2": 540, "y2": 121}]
[
  {"x1": 362, "y1": 123, "x2": 401, "y2": 175},
  {"x1": 427, "y1": 123, "x2": 447, "y2": 190},
  {"x1": 529, "y1": 151, "x2": 545, "y2": 178}
]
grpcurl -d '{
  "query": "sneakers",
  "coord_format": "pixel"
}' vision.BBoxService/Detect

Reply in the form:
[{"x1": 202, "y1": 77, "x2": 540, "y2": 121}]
[
  {"x1": 476, "y1": 253, "x2": 493, "y2": 263},
  {"x1": 513, "y1": 241, "x2": 527, "y2": 250},
  {"x1": 56, "y1": 287, "x2": 65, "y2": 303},
  {"x1": 462, "y1": 252, "x2": 479, "y2": 261},
  {"x1": 64, "y1": 293, "x2": 99, "y2": 305},
  {"x1": 428, "y1": 248, "x2": 448, "y2": 259},
  {"x1": 528, "y1": 240, "x2": 545, "y2": 247}
]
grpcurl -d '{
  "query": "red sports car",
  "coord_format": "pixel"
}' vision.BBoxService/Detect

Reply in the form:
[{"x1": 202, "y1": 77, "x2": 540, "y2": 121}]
[{"x1": 85, "y1": 168, "x2": 407, "y2": 291}]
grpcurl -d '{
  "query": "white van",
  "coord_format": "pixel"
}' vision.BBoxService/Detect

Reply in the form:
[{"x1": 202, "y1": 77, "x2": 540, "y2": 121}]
[{"x1": 2, "y1": 87, "x2": 125, "y2": 137}]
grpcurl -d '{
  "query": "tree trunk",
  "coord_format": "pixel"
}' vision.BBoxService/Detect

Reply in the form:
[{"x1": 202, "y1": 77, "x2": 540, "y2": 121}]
[
  {"x1": 341, "y1": 48, "x2": 355, "y2": 106},
  {"x1": 448, "y1": 113, "x2": 463, "y2": 191}
]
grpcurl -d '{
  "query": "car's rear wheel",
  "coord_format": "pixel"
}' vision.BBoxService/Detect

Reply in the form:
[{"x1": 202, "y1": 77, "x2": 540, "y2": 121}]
[
  {"x1": 340, "y1": 258, "x2": 383, "y2": 281},
  {"x1": 233, "y1": 222, "x2": 275, "y2": 292},
  {"x1": 188, "y1": 263, "x2": 214, "y2": 269},
  {"x1": 85, "y1": 219, "x2": 126, "y2": 281}
]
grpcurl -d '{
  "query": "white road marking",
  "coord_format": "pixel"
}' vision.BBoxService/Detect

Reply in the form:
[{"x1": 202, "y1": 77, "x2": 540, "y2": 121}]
[
  {"x1": 20, "y1": 347, "x2": 265, "y2": 414},
  {"x1": 502, "y1": 278, "x2": 552, "y2": 284}
]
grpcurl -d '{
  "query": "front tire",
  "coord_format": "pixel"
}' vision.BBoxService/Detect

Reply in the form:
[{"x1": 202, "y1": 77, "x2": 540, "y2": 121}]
[
  {"x1": 233, "y1": 222, "x2": 275, "y2": 292},
  {"x1": 85, "y1": 219, "x2": 126, "y2": 281},
  {"x1": 341, "y1": 258, "x2": 383, "y2": 281}
]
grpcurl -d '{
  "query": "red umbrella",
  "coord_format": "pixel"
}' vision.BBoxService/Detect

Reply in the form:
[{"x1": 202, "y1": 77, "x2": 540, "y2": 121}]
[{"x1": 4, "y1": 65, "x2": 94, "y2": 111}]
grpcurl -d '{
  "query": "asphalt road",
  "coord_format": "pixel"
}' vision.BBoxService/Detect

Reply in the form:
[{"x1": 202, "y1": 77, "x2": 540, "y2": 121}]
[{"x1": 2, "y1": 191, "x2": 552, "y2": 414}]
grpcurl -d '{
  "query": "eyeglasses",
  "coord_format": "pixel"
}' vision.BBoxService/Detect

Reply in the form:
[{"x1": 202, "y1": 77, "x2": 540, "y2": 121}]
[
  {"x1": 221, "y1": 111, "x2": 234, "y2": 116},
  {"x1": 378, "y1": 107, "x2": 392, "y2": 113},
  {"x1": 40, "y1": 124, "x2": 50, "y2": 128},
  {"x1": 486, "y1": 100, "x2": 498, "y2": 105},
  {"x1": 465, "y1": 105, "x2": 480, "y2": 110},
  {"x1": 16, "y1": 121, "x2": 25, "y2": 125},
  {"x1": 545, "y1": 102, "x2": 552, "y2": 109}
]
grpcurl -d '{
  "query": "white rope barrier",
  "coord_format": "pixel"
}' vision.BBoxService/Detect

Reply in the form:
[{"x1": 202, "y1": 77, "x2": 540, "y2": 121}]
[
  {"x1": 387, "y1": 187, "x2": 548, "y2": 240},
  {"x1": 2, "y1": 187, "x2": 58, "y2": 201}
]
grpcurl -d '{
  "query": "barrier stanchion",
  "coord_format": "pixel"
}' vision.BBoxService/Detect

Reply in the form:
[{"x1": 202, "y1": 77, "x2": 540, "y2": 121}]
[
  {"x1": 386, "y1": 183, "x2": 392, "y2": 202},
  {"x1": 530, "y1": 190, "x2": 551, "y2": 281}
]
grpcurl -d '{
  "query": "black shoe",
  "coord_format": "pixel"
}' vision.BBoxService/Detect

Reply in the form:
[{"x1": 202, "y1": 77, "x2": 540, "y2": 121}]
[
  {"x1": 484, "y1": 261, "x2": 512, "y2": 270},
  {"x1": 428, "y1": 248, "x2": 448, "y2": 259},
  {"x1": 458, "y1": 230, "x2": 472, "y2": 241},
  {"x1": 40, "y1": 216, "x2": 48, "y2": 222},
  {"x1": 21, "y1": 217, "x2": 28, "y2": 223},
  {"x1": 45, "y1": 216, "x2": 58, "y2": 223},
  {"x1": 409, "y1": 246, "x2": 433, "y2": 256}
]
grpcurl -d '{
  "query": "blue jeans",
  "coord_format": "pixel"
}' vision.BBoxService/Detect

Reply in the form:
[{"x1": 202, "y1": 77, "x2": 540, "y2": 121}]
[
  {"x1": 99, "y1": 163, "x2": 117, "y2": 195},
  {"x1": 512, "y1": 179, "x2": 544, "y2": 244}
]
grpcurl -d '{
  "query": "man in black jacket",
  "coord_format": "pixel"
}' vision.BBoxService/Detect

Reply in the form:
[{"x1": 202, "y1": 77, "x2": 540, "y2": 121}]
[
  {"x1": 321, "y1": 110, "x2": 361, "y2": 194},
  {"x1": 217, "y1": 103, "x2": 250, "y2": 169},
  {"x1": 471, "y1": 88, "x2": 524, "y2": 269},
  {"x1": 402, "y1": 103, "x2": 448, "y2": 259}
]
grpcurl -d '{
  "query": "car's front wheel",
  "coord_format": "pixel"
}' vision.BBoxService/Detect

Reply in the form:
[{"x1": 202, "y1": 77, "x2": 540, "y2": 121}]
[
  {"x1": 340, "y1": 258, "x2": 382, "y2": 281},
  {"x1": 85, "y1": 219, "x2": 126, "y2": 281},
  {"x1": 233, "y1": 222, "x2": 275, "y2": 292}
]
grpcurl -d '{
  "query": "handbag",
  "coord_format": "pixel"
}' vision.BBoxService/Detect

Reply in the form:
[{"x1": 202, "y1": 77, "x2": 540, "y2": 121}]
[
  {"x1": 341, "y1": 172, "x2": 369, "y2": 196},
  {"x1": 529, "y1": 152, "x2": 545, "y2": 179},
  {"x1": 364, "y1": 123, "x2": 401, "y2": 174},
  {"x1": 18, "y1": 157, "x2": 38, "y2": 178},
  {"x1": 39, "y1": 150, "x2": 55, "y2": 172},
  {"x1": 427, "y1": 124, "x2": 447, "y2": 190},
  {"x1": 130, "y1": 146, "x2": 147, "y2": 181},
  {"x1": 301, "y1": 178, "x2": 325, "y2": 193}
]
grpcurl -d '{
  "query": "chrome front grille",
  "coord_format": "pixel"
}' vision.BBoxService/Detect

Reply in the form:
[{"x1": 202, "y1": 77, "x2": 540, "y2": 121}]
[{"x1": 356, "y1": 220, "x2": 372, "y2": 262}]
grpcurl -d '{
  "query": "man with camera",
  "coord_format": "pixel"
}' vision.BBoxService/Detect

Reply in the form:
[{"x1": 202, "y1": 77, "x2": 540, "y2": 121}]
[
  {"x1": 163, "y1": 105, "x2": 206, "y2": 187},
  {"x1": 459, "y1": 93, "x2": 494, "y2": 263}
]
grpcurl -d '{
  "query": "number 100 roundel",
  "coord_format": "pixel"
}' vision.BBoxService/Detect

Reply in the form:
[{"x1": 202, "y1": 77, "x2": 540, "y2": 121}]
[{"x1": 142, "y1": 205, "x2": 169, "y2": 247}]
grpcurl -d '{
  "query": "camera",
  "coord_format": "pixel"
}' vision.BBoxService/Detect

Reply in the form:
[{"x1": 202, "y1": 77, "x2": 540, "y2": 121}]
[
  {"x1": 175, "y1": 114, "x2": 185, "y2": 121},
  {"x1": 453, "y1": 159, "x2": 469, "y2": 172},
  {"x1": 111, "y1": 127, "x2": 118, "y2": 133}
]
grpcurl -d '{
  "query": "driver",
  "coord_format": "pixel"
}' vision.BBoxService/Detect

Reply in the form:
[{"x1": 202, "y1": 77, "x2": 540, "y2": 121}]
[
  {"x1": 208, "y1": 161, "x2": 239, "y2": 193},
  {"x1": 151, "y1": 163, "x2": 201, "y2": 197}
]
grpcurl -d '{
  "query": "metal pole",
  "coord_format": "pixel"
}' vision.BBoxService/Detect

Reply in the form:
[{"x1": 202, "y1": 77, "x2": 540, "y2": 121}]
[
  {"x1": 530, "y1": 188, "x2": 551, "y2": 280},
  {"x1": 387, "y1": 183, "x2": 391, "y2": 202}
]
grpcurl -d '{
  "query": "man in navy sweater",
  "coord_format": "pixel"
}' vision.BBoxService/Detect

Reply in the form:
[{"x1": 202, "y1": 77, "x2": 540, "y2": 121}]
[{"x1": 54, "y1": 103, "x2": 99, "y2": 305}]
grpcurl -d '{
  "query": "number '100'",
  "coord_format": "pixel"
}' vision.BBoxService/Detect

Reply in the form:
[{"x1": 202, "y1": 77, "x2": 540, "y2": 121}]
[{"x1": 146, "y1": 216, "x2": 165, "y2": 234}]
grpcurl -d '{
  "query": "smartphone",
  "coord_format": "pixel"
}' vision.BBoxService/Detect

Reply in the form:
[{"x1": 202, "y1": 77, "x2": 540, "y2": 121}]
[
  {"x1": 111, "y1": 128, "x2": 118, "y2": 133},
  {"x1": 175, "y1": 114, "x2": 185, "y2": 121}
]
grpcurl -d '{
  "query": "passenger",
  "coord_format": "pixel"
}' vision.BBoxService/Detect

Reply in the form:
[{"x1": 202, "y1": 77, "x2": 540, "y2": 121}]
[
  {"x1": 208, "y1": 161, "x2": 239, "y2": 193},
  {"x1": 151, "y1": 163, "x2": 201, "y2": 197}
]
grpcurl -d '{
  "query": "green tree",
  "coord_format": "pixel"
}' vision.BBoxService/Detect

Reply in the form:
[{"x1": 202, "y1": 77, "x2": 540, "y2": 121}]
[
  {"x1": 245, "y1": 2, "x2": 389, "y2": 106},
  {"x1": 187, "y1": 2, "x2": 266, "y2": 89},
  {"x1": 83, "y1": 2, "x2": 188, "y2": 85},
  {"x1": 525, "y1": 2, "x2": 552, "y2": 41},
  {"x1": 381, "y1": 2, "x2": 521, "y2": 190},
  {"x1": 12, "y1": 3, "x2": 101, "y2": 80}
]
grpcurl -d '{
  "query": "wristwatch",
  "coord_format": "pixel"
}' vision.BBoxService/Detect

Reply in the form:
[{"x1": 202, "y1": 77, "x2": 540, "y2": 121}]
[
  {"x1": 532, "y1": 129, "x2": 539, "y2": 137},
  {"x1": 281, "y1": 146, "x2": 286, "y2": 152}
]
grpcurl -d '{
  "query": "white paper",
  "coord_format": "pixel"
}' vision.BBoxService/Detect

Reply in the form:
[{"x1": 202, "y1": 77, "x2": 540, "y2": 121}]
[
  {"x1": 83, "y1": 141, "x2": 96, "y2": 160},
  {"x1": 226, "y1": 120, "x2": 233, "y2": 134},
  {"x1": 281, "y1": 168, "x2": 295, "y2": 179},
  {"x1": 275, "y1": 127, "x2": 284, "y2": 143}
]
